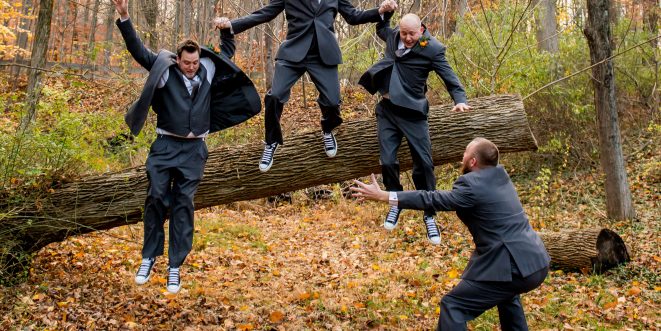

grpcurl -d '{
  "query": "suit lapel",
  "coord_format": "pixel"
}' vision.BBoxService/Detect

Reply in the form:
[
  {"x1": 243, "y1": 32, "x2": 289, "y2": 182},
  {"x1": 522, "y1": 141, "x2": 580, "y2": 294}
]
[{"x1": 311, "y1": 0, "x2": 321, "y2": 13}]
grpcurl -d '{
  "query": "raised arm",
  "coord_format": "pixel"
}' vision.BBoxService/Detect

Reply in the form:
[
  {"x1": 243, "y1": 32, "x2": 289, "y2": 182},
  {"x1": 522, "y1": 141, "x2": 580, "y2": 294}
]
[
  {"x1": 227, "y1": 0, "x2": 285, "y2": 35},
  {"x1": 338, "y1": 0, "x2": 385, "y2": 25},
  {"x1": 376, "y1": 11, "x2": 394, "y2": 41},
  {"x1": 219, "y1": 29, "x2": 236, "y2": 59},
  {"x1": 112, "y1": 0, "x2": 157, "y2": 70},
  {"x1": 432, "y1": 45, "x2": 469, "y2": 106}
]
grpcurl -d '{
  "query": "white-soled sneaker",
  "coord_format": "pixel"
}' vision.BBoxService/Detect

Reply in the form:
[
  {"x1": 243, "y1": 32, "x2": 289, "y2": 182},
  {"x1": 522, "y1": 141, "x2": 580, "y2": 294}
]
[
  {"x1": 166, "y1": 267, "x2": 181, "y2": 294},
  {"x1": 322, "y1": 131, "x2": 337, "y2": 157},
  {"x1": 384, "y1": 206, "x2": 401, "y2": 230},
  {"x1": 423, "y1": 216, "x2": 441, "y2": 245},
  {"x1": 259, "y1": 142, "x2": 279, "y2": 172},
  {"x1": 135, "y1": 257, "x2": 155, "y2": 285}
]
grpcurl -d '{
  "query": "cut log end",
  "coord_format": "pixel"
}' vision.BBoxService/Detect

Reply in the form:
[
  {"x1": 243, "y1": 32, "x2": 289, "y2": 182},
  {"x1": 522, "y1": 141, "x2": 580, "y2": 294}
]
[
  {"x1": 594, "y1": 228, "x2": 631, "y2": 273},
  {"x1": 539, "y1": 228, "x2": 630, "y2": 274}
]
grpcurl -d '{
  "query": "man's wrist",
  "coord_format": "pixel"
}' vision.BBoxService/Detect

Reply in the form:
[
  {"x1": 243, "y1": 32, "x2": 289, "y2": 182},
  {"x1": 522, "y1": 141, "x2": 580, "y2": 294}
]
[{"x1": 388, "y1": 191, "x2": 398, "y2": 206}]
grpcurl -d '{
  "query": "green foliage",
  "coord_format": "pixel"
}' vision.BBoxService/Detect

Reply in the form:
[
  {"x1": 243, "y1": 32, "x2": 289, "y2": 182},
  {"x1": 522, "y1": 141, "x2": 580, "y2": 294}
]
[{"x1": 0, "y1": 84, "x2": 146, "y2": 193}]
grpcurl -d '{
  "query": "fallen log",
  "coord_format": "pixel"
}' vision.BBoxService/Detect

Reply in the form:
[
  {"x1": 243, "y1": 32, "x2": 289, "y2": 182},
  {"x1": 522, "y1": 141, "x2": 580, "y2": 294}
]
[
  {"x1": 2, "y1": 94, "x2": 536, "y2": 257},
  {"x1": 539, "y1": 228, "x2": 630, "y2": 273}
]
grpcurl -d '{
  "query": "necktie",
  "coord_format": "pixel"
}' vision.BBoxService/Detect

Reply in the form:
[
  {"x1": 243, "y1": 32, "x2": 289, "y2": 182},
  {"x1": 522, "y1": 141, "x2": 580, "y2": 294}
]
[
  {"x1": 190, "y1": 79, "x2": 200, "y2": 100},
  {"x1": 395, "y1": 48, "x2": 408, "y2": 57}
]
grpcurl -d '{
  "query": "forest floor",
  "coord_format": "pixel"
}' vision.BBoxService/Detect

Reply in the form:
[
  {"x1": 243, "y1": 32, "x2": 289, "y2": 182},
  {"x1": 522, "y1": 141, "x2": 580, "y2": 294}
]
[{"x1": 0, "y1": 76, "x2": 659, "y2": 330}]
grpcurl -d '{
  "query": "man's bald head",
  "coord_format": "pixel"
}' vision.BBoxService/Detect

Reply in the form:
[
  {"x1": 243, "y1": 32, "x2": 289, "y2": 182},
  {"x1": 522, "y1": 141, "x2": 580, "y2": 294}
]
[
  {"x1": 399, "y1": 13, "x2": 424, "y2": 48},
  {"x1": 400, "y1": 13, "x2": 421, "y2": 30},
  {"x1": 462, "y1": 138, "x2": 499, "y2": 174}
]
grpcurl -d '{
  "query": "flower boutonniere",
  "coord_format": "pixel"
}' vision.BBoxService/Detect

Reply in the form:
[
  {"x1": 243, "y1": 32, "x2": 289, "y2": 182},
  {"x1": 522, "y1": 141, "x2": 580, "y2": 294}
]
[
  {"x1": 418, "y1": 36, "x2": 430, "y2": 48},
  {"x1": 206, "y1": 43, "x2": 221, "y2": 55}
]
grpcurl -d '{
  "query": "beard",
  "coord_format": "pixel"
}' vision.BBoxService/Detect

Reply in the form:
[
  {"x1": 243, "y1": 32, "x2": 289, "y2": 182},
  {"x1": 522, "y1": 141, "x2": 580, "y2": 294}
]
[{"x1": 461, "y1": 162, "x2": 472, "y2": 175}]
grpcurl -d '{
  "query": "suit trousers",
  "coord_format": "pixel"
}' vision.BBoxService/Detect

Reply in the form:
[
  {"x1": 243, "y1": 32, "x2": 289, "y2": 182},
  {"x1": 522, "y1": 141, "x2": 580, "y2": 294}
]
[
  {"x1": 376, "y1": 99, "x2": 435, "y2": 217},
  {"x1": 142, "y1": 135, "x2": 208, "y2": 268},
  {"x1": 438, "y1": 263, "x2": 549, "y2": 331},
  {"x1": 265, "y1": 55, "x2": 342, "y2": 144}
]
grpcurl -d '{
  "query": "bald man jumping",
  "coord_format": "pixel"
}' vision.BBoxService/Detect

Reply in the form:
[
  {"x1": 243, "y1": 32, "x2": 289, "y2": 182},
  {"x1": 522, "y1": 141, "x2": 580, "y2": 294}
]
[{"x1": 359, "y1": 13, "x2": 469, "y2": 245}]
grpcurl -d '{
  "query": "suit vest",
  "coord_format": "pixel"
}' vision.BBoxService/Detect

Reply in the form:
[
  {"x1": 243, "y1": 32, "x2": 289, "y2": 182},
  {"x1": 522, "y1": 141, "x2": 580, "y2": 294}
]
[{"x1": 151, "y1": 66, "x2": 211, "y2": 136}]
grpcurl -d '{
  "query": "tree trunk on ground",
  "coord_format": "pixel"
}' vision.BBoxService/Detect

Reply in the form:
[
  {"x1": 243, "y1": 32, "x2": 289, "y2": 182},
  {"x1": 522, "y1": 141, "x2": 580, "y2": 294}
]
[
  {"x1": 584, "y1": 0, "x2": 635, "y2": 220},
  {"x1": 21, "y1": 0, "x2": 54, "y2": 129},
  {"x1": 2, "y1": 94, "x2": 536, "y2": 271},
  {"x1": 539, "y1": 228, "x2": 630, "y2": 273}
]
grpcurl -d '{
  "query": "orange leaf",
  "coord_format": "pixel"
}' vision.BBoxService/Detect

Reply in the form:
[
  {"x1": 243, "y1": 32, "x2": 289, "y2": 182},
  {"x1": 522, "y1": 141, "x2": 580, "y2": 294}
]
[
  {"x1": 269, "y1": 311, "x2": 284, "y2": 323},
  {"x1": 237, "y1": 324, "x2": 254, "y2": 331},
  {"x1": 603, "y1": 301, "x2": 617, "y2": 309},
  {"x1": 627, "y1": 287, "x2": 641, "y2": 296}
]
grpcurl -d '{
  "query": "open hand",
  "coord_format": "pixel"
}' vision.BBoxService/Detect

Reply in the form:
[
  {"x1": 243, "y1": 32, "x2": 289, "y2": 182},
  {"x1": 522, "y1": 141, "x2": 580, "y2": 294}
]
[
  {"x1": 452, "y1": 103, "x2": 471, "y2": 112},
  {"x1": 112, "y1": 0, "x2": 129, "y2": 20},
  {"x1": 351, "y1": 174, "x2": 389, "y2": 202}
]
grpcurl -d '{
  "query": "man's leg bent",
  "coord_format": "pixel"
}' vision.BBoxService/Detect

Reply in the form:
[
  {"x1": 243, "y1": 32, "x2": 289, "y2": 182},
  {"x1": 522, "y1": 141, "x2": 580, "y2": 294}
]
[
  {"x1": 306, "y1": 60, "x2": 342, "y2": 133},
  {"x1": 266, "y1": 60, "x2": 306, "y2": 144}
]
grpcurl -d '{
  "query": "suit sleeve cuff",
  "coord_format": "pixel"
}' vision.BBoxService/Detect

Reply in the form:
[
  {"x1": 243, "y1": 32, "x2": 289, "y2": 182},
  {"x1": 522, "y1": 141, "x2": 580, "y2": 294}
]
[{"x1": 388, "y1": 191, "x2": 398, "y2": 206}]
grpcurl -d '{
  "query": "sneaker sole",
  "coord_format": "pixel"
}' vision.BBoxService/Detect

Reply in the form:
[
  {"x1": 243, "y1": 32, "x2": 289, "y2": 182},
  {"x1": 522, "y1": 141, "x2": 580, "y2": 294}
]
[
  {"x1": 167, "y1": 285, "x2": 181, "y2": 294},
  {"x1": 135, "y1": 275, "x2": 150, "y2": 285},
  {"x1": 428, "y1": 236, "x2": 441, "y2": 245},
  {"x1": 384, "y1": 222, "x2": 397, "y2": 231}
]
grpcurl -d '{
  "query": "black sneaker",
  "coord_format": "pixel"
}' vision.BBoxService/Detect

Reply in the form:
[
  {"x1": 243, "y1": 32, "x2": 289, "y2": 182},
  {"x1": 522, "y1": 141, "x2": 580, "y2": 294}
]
[
  {"x1": 423, "y1": 216, "x2": 441, "y2": 245},
  {"x1": 259, "y1": 142, "x2": 279, "y2": 172},
  {"x1": 134, "y1": 257, "x2": 155, "y2": 285},
  {"x1": 166, "y1": 267, "x2": 181, "y2": 294},
  {"x1": 384, "y1": 206, "x2": 401, "y2": 230},
  {"x1": 322, "y1": 131, "x2": 337, "y2": 157}
]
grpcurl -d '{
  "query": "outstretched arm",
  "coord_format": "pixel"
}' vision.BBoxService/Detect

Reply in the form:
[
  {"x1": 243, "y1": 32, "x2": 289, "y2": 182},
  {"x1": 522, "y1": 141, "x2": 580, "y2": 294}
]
[
  {"x1": 351, "y1": 174, "x2": 475, "y2": 212},
  {"x1": 432, "y1": 46, "x2": 470, "y2": 111},
  {"x1": 112, "y1": 0, "x2": 157, "y2": 70},
  {"x1": 216, "y1": 0, "x2": 285, "y2": 36},
  {"x1": 339, "y1": 0, "x2": 394, "y2": 25}
]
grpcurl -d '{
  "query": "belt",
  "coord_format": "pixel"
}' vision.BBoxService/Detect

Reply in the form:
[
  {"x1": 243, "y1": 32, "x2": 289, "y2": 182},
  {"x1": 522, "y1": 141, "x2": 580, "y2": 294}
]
[{"x1": 157, "y1": 134, "x2": 205, "y2": 142}]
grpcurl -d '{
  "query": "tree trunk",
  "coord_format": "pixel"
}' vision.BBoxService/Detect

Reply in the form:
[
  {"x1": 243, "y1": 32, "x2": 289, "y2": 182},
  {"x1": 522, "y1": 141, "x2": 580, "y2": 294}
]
[
  {"x1": 535, "y1": 0, "x2": 559, "y2": 53},
  {"x1": 21, "y1": 0, "x2": 55, "y2": 129},
  {"x1": 137, "y1": 0, "x2": 158, "y2": 49},
  {"x1": 86, "y1": 0, "x2": 101, "y2": 66},
  {"x1": 584, "y1": 0, "x2": 635, "y2": 220},
  {"x1": 183, "y1": 0, "x2": 192, "y2": 37},
  {"x1": 539, "y1": 228, "x2": 630, "y2": 273},
  {"x1": 103, "y1": 0, "x2": 115, "y2": 67},
  {"x1": 3, "y1": 95, "x2": 536, "y2": 255},
  {"x1": 264, "y1": 22, "x2": 275, "y2": 90}
]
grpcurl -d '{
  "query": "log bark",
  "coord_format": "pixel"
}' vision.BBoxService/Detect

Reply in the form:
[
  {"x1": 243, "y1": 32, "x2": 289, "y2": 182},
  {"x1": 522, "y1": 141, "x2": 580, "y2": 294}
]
[
  {"x1": 4, "y1": 94, "x2": 536, "y2": 254},
  {"x1": 539, "y1": 228, "x2": 630, "y2": 273}
]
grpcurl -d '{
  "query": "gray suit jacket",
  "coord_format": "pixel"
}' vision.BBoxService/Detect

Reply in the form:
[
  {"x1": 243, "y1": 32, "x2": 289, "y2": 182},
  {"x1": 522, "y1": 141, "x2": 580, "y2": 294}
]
[
  {"x1": 398, "y1": 166, "x2": 550, "y2": 282},
  {"x1": 359, "y1": 17, "x2": 467, "y2": 117},
  {"x1": 117, "y1": 19, "x2": 261, "y2": 135},
  {"x1": 230, "y1": 0, "x2": 382, "y2": 66}
]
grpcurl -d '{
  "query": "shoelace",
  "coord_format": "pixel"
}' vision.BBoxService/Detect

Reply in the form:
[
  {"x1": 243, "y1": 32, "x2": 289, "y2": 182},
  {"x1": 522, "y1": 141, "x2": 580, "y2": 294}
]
[
  {"x1": 386, "y1": 206, "x2": 399, "y2": 225},
  {"x1": 168, "y1": 268, "x2": 180, "y2": 286},
  {"x1": 137, "y1": 259, "x2": 153, "y2": 277},
  {"x1": 323, "y1": 133, "x2": 335, "y2": 151},
  {"x1": 424, "y1": 217, "x2": 440, "y2": 237},
  {"x1": 260, "y1": 143, "x2": 277, "y2": 164}
]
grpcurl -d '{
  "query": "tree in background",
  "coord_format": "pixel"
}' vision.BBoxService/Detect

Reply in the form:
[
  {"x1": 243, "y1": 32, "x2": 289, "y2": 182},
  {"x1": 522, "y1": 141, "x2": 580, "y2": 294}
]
[{"x1": 584, "y1": 0, "x2": 635, "y2": 220}]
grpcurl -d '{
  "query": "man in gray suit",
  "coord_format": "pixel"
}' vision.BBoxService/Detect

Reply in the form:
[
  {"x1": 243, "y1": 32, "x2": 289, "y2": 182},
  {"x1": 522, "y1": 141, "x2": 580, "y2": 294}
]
[
  {"x1": 351, "y1": 138, "x2": 550, "y2": 330},
  {"x1": 215, "y1": 0, "x2": 397, "y2": 172},
  {"x1": 359, "y1": 13, "x2": 470, "y2": 245},
  {"x1": 113, "y1": 0, "x2": 260, "y2": 294}
]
